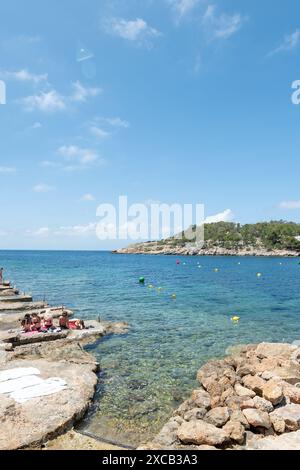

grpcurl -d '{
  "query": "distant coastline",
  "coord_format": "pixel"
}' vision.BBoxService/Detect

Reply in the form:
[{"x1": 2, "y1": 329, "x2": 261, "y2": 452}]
[
  {"x1": 112, "y1": 221, "x2": 300, "y2": 257},
  {"x1": 113, "y1": 244, "x2": 300, "y2": 257}
]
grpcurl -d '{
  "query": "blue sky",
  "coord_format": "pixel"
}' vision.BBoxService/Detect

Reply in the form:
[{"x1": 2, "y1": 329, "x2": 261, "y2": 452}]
[{"x1": 1, "y1": 0, "x2": 300, "y2": 250}]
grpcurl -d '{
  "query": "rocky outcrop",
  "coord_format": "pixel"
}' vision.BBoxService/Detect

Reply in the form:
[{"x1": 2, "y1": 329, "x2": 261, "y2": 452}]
[
  {"x1": 143, "y1": 342, "x2": 300, "y2": 450},
  {"x1": 113, "y1": 243, "x2": 299, "y2": 258}
]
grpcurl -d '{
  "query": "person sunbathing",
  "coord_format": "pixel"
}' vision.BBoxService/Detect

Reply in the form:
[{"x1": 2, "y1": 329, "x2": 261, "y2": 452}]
[
  {"x1": 59, "y1": 311, "x2": 69, "y2": 329},
  {"x1": 21, "y1": 314, "x2": 32, "y2": 333},
  {"x1": 30, "y1": 315, "x2": 42, "y2": 332},
  {"x1": 42, "y1": 314, "x2": 55, "y2": 331},
  {"x1": 68, "y1": 319, "x2": 85, "y2": 330}
]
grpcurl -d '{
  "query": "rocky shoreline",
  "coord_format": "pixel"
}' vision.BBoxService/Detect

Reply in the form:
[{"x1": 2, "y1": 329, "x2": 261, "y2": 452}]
[
  {"x1": 141, "y1": 342, "x2": 300, "y2": 450},
  {"x1": 113, "y1": 243, "x2": 299, "y2": 257},
  {"x1": 0, "y1": 277, "x2": 129, "y2": 450}
]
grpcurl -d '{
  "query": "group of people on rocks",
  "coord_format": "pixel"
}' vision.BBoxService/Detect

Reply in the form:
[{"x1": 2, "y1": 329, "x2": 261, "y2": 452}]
[{"x1": 21, "y1": 310, "x2": 85, "y2": 334}]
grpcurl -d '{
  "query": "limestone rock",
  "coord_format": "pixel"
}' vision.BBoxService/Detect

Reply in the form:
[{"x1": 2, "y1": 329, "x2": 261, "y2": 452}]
[
  {"x1": 230, "y1": 410, "x2": 250, "y2": 429},
  {"x1": 177, "y1": 420, "x2": 229, "y2": 446},
  {"x1": 270, "y1": 404, "x2": 300, "y2": 432},
  {"x1": 243, "y1": 375, "x2": 266, "y2": 396},
  {"x1": 204, "y1": 407, "x2": 230, "y2": 428},
  {"x1": 242, "y1": 408, "x2": 271, "y2": 429},
  {"x1": 191, "y1": 389, "x2": 211, "y2": 409},
  {"x1": 253, "y1": 396, "x2": 273, "y2": 413},
  {"x1": 282, "y1": 382, "x2": 300, "y2": 404},
  {"x1": 262, "y1": 380, "x2": 283, "y2": 405},
  {"x1": 223, "y1": 420, "x2": 245, "y2": 445},
  {"x1": 0, "y1": 358, "x2": 98, "y2": 450},
  {"x1": 184, "y1": 408, "x2": 207, "y2": 422},
  {"x1": 235, "y1": 383, "x2": 256, "y2": 398},
  {"x1": 255, "y1": 343, "x2": 298, "y2": 359},
  {"x1": 269, "y1": 414, "x2": 286, "y2": 434}
]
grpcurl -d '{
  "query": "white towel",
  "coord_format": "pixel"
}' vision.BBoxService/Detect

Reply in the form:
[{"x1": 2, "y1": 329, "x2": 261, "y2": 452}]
[
  {"x1": 0, "y1": 367, "x2": 40, "y2": 383},
  {"x1": 0, "y1": 375, "x2": 43, "y2": 394},
  {"x1": 10, "y1": 377, "x2": 68, "y2": 403}
]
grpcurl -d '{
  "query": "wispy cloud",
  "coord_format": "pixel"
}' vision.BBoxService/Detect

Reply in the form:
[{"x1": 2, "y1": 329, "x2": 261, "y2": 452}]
[
  {"x1": 268, "y1": 30, "x2": 300, "y2": 56},
  {"x1": 90, "y1": 126, "x2": 110, "y2": 139},
  {"x1": 26, "y1": 227, "x2": 50, "y2": 237},
  {"x1": 70, "y1": 81, "x2": 102, "y2": 103},
  {"x1": 54, "y1": 223, "x2": 97, "y2": 236},
  {"x1": 0, "y1": 69, "x2": 48, "y2": 84},
  {"x1": 204, "y1": 209, "x2": 234, "y2": 224},
  {"x1": 203, "y1": 4, "x2": 246, "y2": 40},
  {"x1": 20, "y1": 80, "x2": 101, "y2": 112},
  {"x1": 21, "y1": 90, "x2": 66, "y2": 112},
  {"x1": 57, "y1": 145, "x2": 102, "y2": 170},
  {"x1": 0, "y1": 166, "x2": 16, "y2": 174},
  {"x1": 31, "y1": 122, "x2": 42, "y2": 129},
  {"x1": 33, "y1": 183, "x2": 54, "y2": 193},
  {"x1": 81, "y1": 193, "x2": 95, "y2": 201},
  {"x1": 104, "y1": 117, "x2": 130, "y2": 128},
  {"x1": 279, "y1": 200, "x2": 300, "y2": 210},
  {"x1": 103, "y1": 17, "x2": 161, "y2": 46},
  {"x1": 167, "y1": 0, "x2": 200, "y2": 21}
]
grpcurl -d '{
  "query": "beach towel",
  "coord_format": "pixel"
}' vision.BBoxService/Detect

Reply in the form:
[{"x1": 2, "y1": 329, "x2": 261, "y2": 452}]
[
  {"x1": 10, "y1": 377, "x2": 67, "y2": 403},
  {"x1": 0, "y1": 375, "x2": 43, "y2": 394},
  {"x1": 0, "y1": 367, "x2": 40, "y2": 383}
]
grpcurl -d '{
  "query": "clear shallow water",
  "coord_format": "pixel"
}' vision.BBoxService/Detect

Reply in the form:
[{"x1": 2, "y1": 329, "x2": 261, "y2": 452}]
[{"x1": 1, "y1": 251, "x2": 300, "y2": 446}]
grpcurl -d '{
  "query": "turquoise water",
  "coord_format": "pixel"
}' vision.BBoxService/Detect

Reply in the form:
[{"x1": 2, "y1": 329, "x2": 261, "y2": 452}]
[{"x1": 1, "y1": 251, "x2": 300, "y2": 446}]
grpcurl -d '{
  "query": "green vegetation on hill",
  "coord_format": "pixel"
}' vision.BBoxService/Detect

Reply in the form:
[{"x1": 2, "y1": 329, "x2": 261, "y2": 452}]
[{"x1": 169, "y1": 221, "x2": 300, "y2": 252}]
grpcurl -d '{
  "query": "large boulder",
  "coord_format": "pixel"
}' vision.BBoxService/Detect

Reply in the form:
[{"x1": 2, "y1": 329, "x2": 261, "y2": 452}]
[
  {"x1": 243, "y1": 375, "x2": 266, "y2": 396},
  {"x1": 282, "y1": 382, "x2": 300, "y2": 404},
  {"x1": 242, "y1": 408, "x2": 271, "y2": 430},
  {"x1": 253, "y1": 396, "x2": 274, "y2": 413},
  {"x1": 235, "y1": 383, "x2": 256, "y2": 398},
  {"x1": 270, "y1": 404, "x2": 300, "y2": 432},
  {"x1": 191, "y1": 389, "x2": 211, "y2": 409},
  {"x1": 223, "y1": 420, "x2": 245, "y2": 445},
  {"x1": 204, "y1": 407, "x2": 230, "y2": 428},
  {"x1": 255, "y1": 343, "x2": 298, "y2": 360},
  {"x1": 177, "y1": 420, "x2": 230, "y2": 446},
  {"x1": 262, "y1": 380, "x2": 283, "y2": 405}
]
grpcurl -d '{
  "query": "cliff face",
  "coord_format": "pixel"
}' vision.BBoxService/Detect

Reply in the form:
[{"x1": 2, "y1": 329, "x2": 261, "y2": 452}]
[{"x1": 113, "y1": 221, "x2": 300, "y2": 257}]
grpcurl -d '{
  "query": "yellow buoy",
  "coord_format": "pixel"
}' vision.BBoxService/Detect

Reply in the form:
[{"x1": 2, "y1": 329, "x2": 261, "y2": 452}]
[
  {"x1": 171, "y1": 294, "x2": 177, "y2": 299},
  {"x1": 214, "y1": 268, "x2": 219, "y2": 273},
  {"x1": 256, "y1": 273, "x2": 262, "y2": 278},
  {"x1": 148, "y1": 284, "x2": 154, "y2": 289},
  {"x1": 157, "y1": 287, "x2": 163, "y2": 292},
  {"x1": 231, "y1": 316, "x2": 240, "y2": 322}
]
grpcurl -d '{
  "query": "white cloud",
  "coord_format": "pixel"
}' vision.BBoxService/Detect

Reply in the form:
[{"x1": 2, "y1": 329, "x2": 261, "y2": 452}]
[
  {"x1": 0, "y1": 166, "x2": 16, "y2": 173},
  {"x1": 203, "y1": 5, "x2": 245, "y2": 40},
  {"x1": 32, "y1": 122, "x2": 42, "y2": 129},
  {"x1": 0, "y1": 69, "x2": 48, "y2": 84},
  {"x1": 71, "y1": 81, "x2": 102, "y2": 103},
  {"x1": 104, "y1": 17, "x2": 161, "y2": 44},
  {"x1": 105, "y1": 117, "x2": 130, "y2": 128},
  {"x1": 54, "y1": 223, "x2": 97, "y2": 236},
  {"x1": 204, "y1": 209, "x2": 234, "y2": 224},
  {"x1": 26, "y1": 227, "x2": 50, "y2": 237},
  {"x1": 21, "y1": 90, "x2": 66, "y2": 112},
  {"x1": 81, "y1": 193, "x2": 95, "y2": 201},
  {"x1": 168, "y1": 0, "x2": 200, "y2": 20},
  {"x1": 268, "y1": 30, "x2": 300, "y2": 56},
  {"x1": 33, "y1": 184, "x2": 54, "y2": 193},
  {"x1": 90, "y1": 126, "x2": 110, "y2": 139},
  {"x1": 57, "y1": 145, "x2": 102, "y2": 170},
  {"x1": 279, "y1": 200, "x2": 300, "y2": 210},
  {"x1": 0, "y1": 229, "x2": 8, "y2": 236}
]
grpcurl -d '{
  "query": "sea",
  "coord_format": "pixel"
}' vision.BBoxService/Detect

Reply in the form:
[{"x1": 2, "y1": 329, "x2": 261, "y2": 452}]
[{"x1": 1, "y1": 250, "x2": 300, "y2": 446}]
